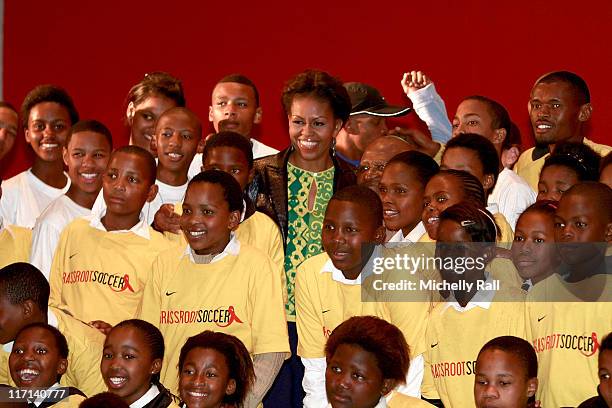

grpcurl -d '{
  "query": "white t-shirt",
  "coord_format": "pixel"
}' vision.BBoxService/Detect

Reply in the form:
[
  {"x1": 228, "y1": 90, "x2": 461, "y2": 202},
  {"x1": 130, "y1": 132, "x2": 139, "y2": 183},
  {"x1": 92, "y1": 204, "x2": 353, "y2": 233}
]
[
  {"x1": 187, "y1": 137, "x2": 279, "y2": 179},
  {"x1": 147, "y1": 179, "x2": 188, "y2": 224},
  {"x1": 31, "y1": 195, "x2": 91, "y2": 280},
  {"x1": 0, "y1": 169, "x2": 70, "y2": 229},
  {"x1": 488, "y1": 168, "x2": 536, "y2": 229}
]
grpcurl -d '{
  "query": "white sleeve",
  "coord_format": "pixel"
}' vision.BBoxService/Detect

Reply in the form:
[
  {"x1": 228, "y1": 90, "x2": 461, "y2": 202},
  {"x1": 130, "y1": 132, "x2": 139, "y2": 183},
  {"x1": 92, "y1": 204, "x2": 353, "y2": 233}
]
[
  {"x1": 30, "y1": 219, "x2": 61, "y2": 281},
  {"x1": 395, "y1": 353, "x2": 424, "y2": 398},
  {"x1": 407, "y1": 83, "x2": 453, "y2": 144},
  {"x1": 302, "y1": 357, "x2": 328, "y2": 408}
]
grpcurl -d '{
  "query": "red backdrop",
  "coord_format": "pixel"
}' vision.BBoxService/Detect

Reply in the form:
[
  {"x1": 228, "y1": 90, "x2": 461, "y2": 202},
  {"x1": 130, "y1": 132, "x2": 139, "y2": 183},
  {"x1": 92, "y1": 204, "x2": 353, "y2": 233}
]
[{"x1": 3, "y1": 0, "x2": 611, "y2": 179}]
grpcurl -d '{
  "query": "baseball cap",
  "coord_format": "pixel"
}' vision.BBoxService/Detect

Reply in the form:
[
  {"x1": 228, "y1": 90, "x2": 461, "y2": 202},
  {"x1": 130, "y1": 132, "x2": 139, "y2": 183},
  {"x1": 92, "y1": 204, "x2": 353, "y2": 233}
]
[{"x1": 344, "y1": 82, "x2": 411, "y2": 117}]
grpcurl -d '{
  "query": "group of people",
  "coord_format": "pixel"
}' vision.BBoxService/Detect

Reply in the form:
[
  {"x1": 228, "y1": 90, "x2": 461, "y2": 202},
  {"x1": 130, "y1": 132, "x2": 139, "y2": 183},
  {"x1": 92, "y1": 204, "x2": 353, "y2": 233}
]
[{"x1": 0, "y1": 67, "x2": 610, "y2": 408}]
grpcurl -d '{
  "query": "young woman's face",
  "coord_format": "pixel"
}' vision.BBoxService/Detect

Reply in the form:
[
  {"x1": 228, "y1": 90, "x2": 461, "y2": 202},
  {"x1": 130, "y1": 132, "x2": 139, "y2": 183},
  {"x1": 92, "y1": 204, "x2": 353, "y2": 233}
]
[
  {"x1": 512, "y1": 210, "x2": 558, "y2": 284},
  {"x1": 288, "y1": 95, "x2": 342, "y2": 171},
  {"x1": 129, "y1": 94, "x2": 177, "y2": 154},
  {"x1": 326, "y1": 343, "x2": 391, "y2": 408},
  {"x1": 422, "y1": 174, "x2": 466, "y2": 240},
  {"x1": 100, "y1": 326, "x2": 161, "y2": 405},
  {"x1": 9, "y1": 327, "x2": 67, "y2": 389},
  {"x1": 180, "y1": 182, "x2": 240, "y2": 256},
  {"x1": 474, "y1": 349, "x2": 536, "y2": 408},
  {"x1": 179, "y1": 347, "x2": 236, "y2": 408},
  {"x1": 379, "y1": 162, "x2": 425, "y2": 236}
]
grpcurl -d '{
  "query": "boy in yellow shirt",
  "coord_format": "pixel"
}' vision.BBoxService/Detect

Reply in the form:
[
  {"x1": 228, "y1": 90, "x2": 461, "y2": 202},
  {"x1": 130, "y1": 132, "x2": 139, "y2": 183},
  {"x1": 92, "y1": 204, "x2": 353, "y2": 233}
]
[
  {"x1": 0, "y1": 180, "x2": 31, "y2": 268},
  {"x1": 0, "y1": 262, "x2": 105, "y2": 396},
  {"x1": 526, "y1": 182, "x2": 612, "y2": 407},
  {"x1": 296, "y1": 185, "x2": 386, "y2": 407},
  {"x1": 49, "y1": 146, "x2": 173, "y2": 331},
  {"x1": 137, "y1": 170, "x2": 289, "y2": 404}
]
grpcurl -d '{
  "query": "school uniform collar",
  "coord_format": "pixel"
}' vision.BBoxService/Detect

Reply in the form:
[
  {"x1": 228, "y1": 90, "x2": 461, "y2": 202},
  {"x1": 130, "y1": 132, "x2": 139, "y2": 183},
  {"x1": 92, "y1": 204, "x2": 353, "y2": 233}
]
[
  {"x1": 130, "y1": 384, "x2": 160, "y2": 408},
  {"x1": 443, "y1": 272, "x2": 495, "y2": 312},
  {"x1": 89, "y1": 206, "x2": 151, "y2": 240},
  {"x1": 388, "y1": 222, "x2": 426, "y2": 243},
  {"x1": 2, "y1": 311, "x2": 59, "y2": 353},
  {"x1": 184, "y1": 233, "x2": 240, "y2": 264},
  {"x1": 240, "y1": 199, "x2": 246, "y2": 222},
  {"x1": 320, "y1": 246, "x2": 382, "y2": 285},
  {"x1": 320, "y1": 258, "x2": 361, "y2": 285}
]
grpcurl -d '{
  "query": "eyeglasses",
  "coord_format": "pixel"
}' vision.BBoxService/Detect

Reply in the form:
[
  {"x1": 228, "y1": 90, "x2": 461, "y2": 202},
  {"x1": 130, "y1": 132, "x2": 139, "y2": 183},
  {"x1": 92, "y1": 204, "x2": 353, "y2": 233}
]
[{"x1": 356, "y1": 162, "x2": 386, "y2": 174}]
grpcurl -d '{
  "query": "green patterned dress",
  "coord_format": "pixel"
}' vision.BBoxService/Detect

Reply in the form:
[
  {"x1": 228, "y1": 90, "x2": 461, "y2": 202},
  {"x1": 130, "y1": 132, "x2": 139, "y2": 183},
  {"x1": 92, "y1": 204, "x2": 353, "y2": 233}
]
[{"x1": 284, "y1": 161, "x2": 335, "y2": 321}]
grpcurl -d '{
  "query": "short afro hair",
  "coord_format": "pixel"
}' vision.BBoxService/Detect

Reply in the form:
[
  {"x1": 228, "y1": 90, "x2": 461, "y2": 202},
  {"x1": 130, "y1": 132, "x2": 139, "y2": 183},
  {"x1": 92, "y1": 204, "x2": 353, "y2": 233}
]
[
  {"x1": 387, "y1": 150, "x2": 440, "y2": 188},
  {"x1": 462, "y1": 95, "x2": 513, "y2": 150},
  {"x1": 20, "y1": 85, "x2": 79, "y2": 130},
  {"x1": 329, "y1": 185, "x2": 383, "y2": 227},
  {"x1": 188, "y1": 170, "x2": 244, "y2": 214},
  {"x1": 534, "y1": 71, "x2": 590, "y2": 105},
  {"x1": 203, "y1": 131, "x2": 254, "y2": 170},
  {"x1": 281, "y1": 69, "x2": 351, "y2": 125},
  {"x1": 0, "y1": 263, "x2": 49, "y2": 314},
  {"x1": 325, "y1": 316, "x2": 409, "y2": 384},
  {"x1": 217, "y1": 74, "x2": 260, "y2": 107},
  {"x1": 110, "y1": 145, "x2": 157, "y2": 186},
  {"x1": 444, "y1": 133, "x2": 500, "y2": 192},
  {"x1": 477, "y1": 335, "x2": 538, "y2": 379},
  {"x1": 67, "y1": 119, "x2": 113, "y2": 148}
]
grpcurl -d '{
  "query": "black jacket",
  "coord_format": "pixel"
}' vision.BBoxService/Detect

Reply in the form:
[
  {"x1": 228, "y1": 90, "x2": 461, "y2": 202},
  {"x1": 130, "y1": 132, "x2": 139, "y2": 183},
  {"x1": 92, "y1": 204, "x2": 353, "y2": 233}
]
[{"x1": 251, "y1": 148, "x2": 356, "y2": 247}]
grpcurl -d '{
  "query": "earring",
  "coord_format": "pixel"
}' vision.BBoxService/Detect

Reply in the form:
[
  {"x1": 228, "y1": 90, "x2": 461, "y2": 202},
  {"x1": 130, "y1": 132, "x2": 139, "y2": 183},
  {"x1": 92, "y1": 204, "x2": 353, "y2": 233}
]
[{"x1": 331, "y1": 138, "x2": 336, "y2": 157}]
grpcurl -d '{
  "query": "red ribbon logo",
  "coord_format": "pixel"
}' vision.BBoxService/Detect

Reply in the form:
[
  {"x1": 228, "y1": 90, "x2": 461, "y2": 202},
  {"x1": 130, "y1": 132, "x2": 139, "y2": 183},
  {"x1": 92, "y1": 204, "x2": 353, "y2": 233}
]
[
  {"x1": 580, "y1": 332, "x2": 599, "y2": 357},
  {"x1": 216, "y1": 306, "x2": 243, "y2": 327},
  {"x1": 111, "y1": 274, "x2": 135, "y2": 293}
]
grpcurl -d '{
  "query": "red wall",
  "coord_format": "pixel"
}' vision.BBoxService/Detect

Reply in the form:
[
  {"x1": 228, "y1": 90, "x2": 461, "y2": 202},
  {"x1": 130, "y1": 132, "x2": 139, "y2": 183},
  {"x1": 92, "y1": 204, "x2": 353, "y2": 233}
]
[{"x1": 3, "y1": 0, "x2": 611, "y2": 179}]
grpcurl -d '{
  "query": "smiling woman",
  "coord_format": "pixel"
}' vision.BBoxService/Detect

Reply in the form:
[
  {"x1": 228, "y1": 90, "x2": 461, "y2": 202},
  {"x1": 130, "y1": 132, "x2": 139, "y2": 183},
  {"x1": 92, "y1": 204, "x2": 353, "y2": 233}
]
[
  {"x1": 251, "y1": 69, "x2": 355, "y2": 407},
  {"x1": 125, "y1": 72, "x2": 186, "y2": 154}
]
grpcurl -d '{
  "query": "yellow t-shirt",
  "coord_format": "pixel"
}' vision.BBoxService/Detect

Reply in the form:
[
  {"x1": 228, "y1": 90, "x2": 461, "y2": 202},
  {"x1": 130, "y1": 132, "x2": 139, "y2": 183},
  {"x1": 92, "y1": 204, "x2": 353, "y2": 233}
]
[
  {"x1": 296, "y1": 253, "x2": 378, "y2": 358},
  {"x1": 422, "y1": 288, "x2": 526, "y2": 407},
  {"x1": 0, "y1": 307, "x2": 105, "y2": 397},
  {"x1": 136, "y1": 240, "x2": 289, "y2": 393},
  {"x1": 388, "y1": 390, "x2": 436, "y2": 407},
  {"x1": 49, "y1": 218, "x2": 174, "y2": 325},
  {"x1": 0, "y1": 225, "x2": 31, "y2": 268},
  {"x1": 514, "y1": 138, "x2": 612, "y2": 191},
  {"x1": 167, "y1": 204, "x2": 284, "y2": 268},
  {"x1": 526, "y1": 274, "x2": 612, "y2": 408}
]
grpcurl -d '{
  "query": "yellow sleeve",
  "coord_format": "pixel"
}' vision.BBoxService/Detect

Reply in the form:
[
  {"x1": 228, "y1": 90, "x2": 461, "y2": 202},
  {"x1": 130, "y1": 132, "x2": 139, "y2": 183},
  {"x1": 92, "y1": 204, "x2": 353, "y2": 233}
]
[
  {"x1": 295, "y1": 261, "x2": 326, "y2": 358},
  {"x1": 249, "y1": 252, "x2": 290, "y2": 355},
  {"x1": 136, "y1": 253, "x2": 164, "y2": 328},
  {"x1": 0, "y1": 350, "x2": 8, "y2": 384},
  {"x1": 55, "y1": 310, "x2": 107, "y2": 396},
  {"x1": 49, "y1": 226, "x2": 69, "y2": 309},
  {"x1": 62, "y1": 340, "x2": 106, "y2": 396},
  {"x1": 266, "y1": 220, "x2": 284, "y2": 270}
]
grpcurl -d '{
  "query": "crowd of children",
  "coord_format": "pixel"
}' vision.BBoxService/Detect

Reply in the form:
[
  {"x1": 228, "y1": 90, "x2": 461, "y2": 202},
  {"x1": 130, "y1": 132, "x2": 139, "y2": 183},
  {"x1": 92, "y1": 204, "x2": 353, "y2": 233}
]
[{"x1": 0, "y1": 68, "x2": 610, "y2": 408}]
